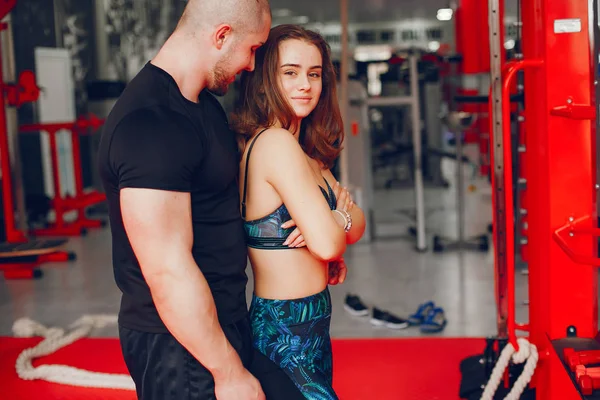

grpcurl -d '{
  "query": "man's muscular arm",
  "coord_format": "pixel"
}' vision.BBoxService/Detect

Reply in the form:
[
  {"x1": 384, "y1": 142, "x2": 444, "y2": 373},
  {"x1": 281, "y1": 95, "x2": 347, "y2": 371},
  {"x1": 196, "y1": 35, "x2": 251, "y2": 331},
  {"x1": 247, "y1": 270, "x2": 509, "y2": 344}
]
[{"x1": 121, "y1": 188, "x2": 263, "y2": 399}]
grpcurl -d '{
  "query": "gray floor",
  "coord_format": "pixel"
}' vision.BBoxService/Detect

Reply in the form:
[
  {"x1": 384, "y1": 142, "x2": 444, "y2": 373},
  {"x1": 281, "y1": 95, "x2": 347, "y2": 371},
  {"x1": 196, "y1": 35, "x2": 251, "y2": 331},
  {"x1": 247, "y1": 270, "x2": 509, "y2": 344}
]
[{"x1": 0, "y1": 154, "x2": 529, "y2": 340}]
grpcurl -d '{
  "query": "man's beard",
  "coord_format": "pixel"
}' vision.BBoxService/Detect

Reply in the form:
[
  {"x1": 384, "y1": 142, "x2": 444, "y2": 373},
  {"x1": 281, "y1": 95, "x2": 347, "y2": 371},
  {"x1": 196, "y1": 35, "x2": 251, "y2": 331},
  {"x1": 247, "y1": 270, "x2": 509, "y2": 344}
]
[{"x1": 208, "y1": 58, "x2": 232, "y2": 96}]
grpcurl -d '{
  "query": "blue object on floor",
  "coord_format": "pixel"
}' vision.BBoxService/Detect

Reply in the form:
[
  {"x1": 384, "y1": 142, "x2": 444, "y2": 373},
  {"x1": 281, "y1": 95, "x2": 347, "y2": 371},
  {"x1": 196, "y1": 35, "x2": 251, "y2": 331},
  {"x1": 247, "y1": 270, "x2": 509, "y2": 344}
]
[
  {"x1": 408, "y1": 301, "x2": 435, "y2": 325},
  {"x1": 420, "y1": 307, "x2": 447, "y2": 333}
]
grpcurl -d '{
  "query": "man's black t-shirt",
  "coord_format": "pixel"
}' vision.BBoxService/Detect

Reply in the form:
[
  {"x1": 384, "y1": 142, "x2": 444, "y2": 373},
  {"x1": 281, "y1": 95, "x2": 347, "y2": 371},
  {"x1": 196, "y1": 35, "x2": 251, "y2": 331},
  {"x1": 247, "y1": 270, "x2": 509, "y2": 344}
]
[{"x1": 98, "y1": 63, "x2": 248, "y2": 333}]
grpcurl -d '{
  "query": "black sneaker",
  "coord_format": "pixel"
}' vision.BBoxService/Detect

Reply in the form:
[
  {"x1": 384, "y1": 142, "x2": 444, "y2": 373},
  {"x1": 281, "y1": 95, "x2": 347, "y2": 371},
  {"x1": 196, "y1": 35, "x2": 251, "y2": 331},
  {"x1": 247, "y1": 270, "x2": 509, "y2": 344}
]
[
  {"x1": 370, "y1": 307, "x2": 410, "y2": 329},
  {"x1": 344, "y1": 294, "x2": 370, "y2": 317}
]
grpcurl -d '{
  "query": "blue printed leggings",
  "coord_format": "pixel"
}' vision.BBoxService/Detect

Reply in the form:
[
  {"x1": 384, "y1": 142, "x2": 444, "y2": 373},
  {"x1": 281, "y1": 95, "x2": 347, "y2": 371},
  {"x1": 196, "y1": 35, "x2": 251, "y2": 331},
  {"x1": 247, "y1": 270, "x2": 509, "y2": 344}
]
[{"x1": 249, "y1": 288, "x2": 338, "y2": 400}]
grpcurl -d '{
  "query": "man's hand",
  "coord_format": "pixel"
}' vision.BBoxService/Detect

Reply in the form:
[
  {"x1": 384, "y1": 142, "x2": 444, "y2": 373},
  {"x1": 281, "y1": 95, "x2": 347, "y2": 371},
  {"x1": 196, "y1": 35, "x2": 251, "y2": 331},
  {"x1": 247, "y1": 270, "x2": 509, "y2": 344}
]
[
  {"x1": 328, "y1": 257, "x2": 347, "y2": 285},
  {"x1": 215, "y1": 367, "x2": 265, "y2": 400}
]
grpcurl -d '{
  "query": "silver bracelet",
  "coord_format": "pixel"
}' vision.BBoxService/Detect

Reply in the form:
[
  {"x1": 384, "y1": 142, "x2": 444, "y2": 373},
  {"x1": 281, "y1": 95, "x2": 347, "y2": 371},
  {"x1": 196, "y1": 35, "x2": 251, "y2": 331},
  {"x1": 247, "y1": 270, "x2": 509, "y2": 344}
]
[
  {"x1": 340, "y1": 209, "x2": 352, "y2": 232},
  {"x1": 333, "y1": 209, "x2": 352, "y2": 232}
]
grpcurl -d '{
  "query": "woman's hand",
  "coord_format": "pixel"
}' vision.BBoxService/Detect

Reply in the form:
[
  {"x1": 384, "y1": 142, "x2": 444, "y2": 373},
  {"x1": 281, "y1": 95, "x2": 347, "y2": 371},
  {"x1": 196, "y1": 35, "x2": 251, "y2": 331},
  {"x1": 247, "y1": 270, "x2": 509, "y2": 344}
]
[
  {"x1": 333, "y1": 182, "x2": 354, "y2": 212},
  {"x1": 328, "y1": 257, "x2": 347, "y2": 285},
  {"x1": 281, "y1": 219, "x2": 305, "y2": 248}
]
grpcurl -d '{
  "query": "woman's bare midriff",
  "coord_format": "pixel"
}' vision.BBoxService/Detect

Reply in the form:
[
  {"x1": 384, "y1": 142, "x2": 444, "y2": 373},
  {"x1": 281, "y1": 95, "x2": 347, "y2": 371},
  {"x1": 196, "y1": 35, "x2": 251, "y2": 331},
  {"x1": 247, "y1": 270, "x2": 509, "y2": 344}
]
[{"x1": 249, "y1": 247, "x2": 329, "y2": 300}]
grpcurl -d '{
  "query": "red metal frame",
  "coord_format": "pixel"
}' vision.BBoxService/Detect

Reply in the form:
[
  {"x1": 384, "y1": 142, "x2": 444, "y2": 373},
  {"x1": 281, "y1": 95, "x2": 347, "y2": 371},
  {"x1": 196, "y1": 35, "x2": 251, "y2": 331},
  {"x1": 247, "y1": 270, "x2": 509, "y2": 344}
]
[
  {"x1": 19, "y1": 115, "x2": 106, "y2": 237},
  {"x1": 0, "y1": 29, "x2": 27, "y2": 243},
  {"x1": 489, "y1": 0, "x2": 599, "y2": 398},
  {"x1": 553, "y1": 215, "x2": 600, "y2": 265},
  {"x1": 0, "y1": 0, "x2": 74, "y2": 279},
  {"x1": 524, "y1": 0, "x2": 598, "y2": 388},
  {"x1": 499, "y1": 59, "x2": 543, "y2": 350},
  {"x1": 487, "y1": 60, "x2": 540, "y2": 354}
]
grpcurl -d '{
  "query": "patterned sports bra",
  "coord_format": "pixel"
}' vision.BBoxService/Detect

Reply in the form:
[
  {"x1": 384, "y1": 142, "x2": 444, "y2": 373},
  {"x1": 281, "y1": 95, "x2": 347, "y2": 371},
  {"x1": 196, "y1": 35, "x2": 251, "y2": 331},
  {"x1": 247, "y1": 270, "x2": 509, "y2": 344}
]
[{"x1": 241, "y1": 129, "x2": 337, "y2": 249}]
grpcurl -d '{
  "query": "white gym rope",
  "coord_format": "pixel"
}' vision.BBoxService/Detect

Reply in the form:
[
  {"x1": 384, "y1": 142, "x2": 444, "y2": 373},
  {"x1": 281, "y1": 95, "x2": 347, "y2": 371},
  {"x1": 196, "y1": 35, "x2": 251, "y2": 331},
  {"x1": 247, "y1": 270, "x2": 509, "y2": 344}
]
[
  {"x1": 10, "y1": 315, "x2": 539, "y2": 396},
  {"x1": 12, "y1": 315, "x2": 135, "y2": 390},
  {"x1": 480, "y1": 338, "x2": 539, "y2": 400}
]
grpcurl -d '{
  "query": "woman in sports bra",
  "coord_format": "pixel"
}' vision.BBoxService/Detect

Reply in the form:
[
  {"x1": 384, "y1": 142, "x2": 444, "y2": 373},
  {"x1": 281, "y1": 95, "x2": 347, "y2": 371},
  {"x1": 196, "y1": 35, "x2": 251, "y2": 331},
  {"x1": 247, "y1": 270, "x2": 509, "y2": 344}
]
[{"x1": 231, "y1": 24, "x2": 366, "y2": 399}]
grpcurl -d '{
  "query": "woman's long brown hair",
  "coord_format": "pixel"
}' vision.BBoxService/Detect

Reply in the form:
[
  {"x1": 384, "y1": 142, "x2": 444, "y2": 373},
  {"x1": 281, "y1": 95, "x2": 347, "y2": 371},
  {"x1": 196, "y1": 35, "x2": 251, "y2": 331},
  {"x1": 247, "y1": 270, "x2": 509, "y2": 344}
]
[{"x1": 230, "y1": 24, "x2": 344, "y2": 169}]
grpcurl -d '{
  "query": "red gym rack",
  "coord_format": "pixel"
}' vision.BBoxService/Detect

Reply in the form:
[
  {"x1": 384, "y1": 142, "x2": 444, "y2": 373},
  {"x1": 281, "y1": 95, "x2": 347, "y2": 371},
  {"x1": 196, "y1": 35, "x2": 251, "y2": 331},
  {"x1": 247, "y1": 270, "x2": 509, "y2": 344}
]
[
  {"x1": 0, "y1": 0, "x2": 76, "y2": 279},
  {"x1": 487, "y1": 0, "x2": 599, "y2": 398},
  {"x1": 19, "y1": 115, "x2": 106, "y2": 237}
]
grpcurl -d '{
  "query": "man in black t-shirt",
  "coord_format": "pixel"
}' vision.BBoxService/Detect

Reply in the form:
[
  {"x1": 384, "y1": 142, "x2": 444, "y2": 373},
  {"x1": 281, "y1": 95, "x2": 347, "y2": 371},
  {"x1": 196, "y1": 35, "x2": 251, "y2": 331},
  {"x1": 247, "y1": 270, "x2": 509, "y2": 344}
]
[{"x1": 97, "y1": 1, "x2": 304, "y2": 399}]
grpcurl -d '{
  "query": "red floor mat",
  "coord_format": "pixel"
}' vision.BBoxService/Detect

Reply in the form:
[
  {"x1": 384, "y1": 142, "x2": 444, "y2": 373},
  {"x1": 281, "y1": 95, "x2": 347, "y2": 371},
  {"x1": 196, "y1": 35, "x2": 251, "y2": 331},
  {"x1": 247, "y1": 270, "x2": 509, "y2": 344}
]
[{"x1": 0, "y1": 336, "x2": 485, "y2": 400}]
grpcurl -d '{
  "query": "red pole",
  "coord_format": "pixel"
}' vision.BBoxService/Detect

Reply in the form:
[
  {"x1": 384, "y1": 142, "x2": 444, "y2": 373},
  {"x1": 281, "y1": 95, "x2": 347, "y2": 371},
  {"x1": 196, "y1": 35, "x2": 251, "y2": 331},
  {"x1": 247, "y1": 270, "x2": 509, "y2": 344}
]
[
  {"x1": 501, "y1": 60, "x2": 543, "y2": 350},
  {"x1": 0, "y1": 30, "x2": 24, "y2": 243},
  {"x1": 71, "y1": 128, "x2": 83, "y2": 198}
]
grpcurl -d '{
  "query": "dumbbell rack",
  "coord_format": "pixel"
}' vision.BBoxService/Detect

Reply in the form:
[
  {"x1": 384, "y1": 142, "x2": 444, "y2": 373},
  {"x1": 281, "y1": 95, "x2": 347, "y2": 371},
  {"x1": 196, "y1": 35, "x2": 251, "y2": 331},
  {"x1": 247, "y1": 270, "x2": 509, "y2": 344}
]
[{"x1": 556, "y1": 339, "x2": 600, "y2": 398}]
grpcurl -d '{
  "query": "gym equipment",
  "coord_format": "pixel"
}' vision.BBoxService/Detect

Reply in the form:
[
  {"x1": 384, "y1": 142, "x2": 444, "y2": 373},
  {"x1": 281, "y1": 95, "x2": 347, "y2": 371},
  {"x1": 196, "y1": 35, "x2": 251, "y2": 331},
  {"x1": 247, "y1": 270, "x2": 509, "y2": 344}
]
[
  {"x1": 368, "y1": 54, "x2": 427, "y2": 251},
  {"x1": 349, "y1": 54, "x2": 427, "y2": 249},
  {"x1": 5, "y1": 70, "x2": 39, "y2": 106},
  {"x1": 420, "y1": 55, "x2": 446, "y2": 187},
  {"x1": 563, "y1": 348, "x2": 600, "y2": 372},
  {"x1": 12, "y1": 315, "x2": 135, "y2": 390},
  {"x1": 19, "y1": 114, "x2": 107, "y2": 237},
  {"x1": 578, "y1": 371, "x2": 600, "y2": 396},
  {"x1": 551, "y1": 336, "x2": 600, "y2": 397},
  {"x1": 432, "y1": 111, "x2": 489, "y2": 253},
  {"x1": 373, "y1": 52, "x2": 449, "y2": 190},
  {"x1": 0, "y1": 0, "x2": 74, "y2": 279},
  {"x1": 460, "y1": 0, "x2": 600, "y2": 398},
  {"x1": 448, "y1": 93, "x2": 527, "y2": 260},
  {"x1": 0, "y1": 239, "x2": 71, "y2": 279},
  {"x1": 472, "y1": 0, "x2": 599, "y2": 399}
]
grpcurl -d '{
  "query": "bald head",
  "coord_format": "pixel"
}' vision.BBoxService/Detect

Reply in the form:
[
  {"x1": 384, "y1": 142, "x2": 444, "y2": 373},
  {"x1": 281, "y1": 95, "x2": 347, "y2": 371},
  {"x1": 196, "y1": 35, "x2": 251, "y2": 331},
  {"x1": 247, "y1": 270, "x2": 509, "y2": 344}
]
[
  {"x1": 158, "y1": 0, "x2": 270, "y2": 98},
  {"x1": 177, "y1": 0, "x2": 271, "y2": 35}
]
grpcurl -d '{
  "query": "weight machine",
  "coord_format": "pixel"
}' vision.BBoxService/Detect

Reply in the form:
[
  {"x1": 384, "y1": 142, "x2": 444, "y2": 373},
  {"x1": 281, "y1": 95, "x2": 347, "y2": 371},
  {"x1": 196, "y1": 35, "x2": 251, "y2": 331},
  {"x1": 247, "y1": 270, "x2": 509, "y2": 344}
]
[
  {"x1": 0, "y1": 0, "x2": 106, "y2": 278},
  {"x1": 0, "y1": 0, "x2": 73, "y2": 279},
  {"x1": 461, "y1": 0, "x2": 600, "y2": 399},
  {"x1": 345, "y1": 54, "x2": 428, "y2": 250}
]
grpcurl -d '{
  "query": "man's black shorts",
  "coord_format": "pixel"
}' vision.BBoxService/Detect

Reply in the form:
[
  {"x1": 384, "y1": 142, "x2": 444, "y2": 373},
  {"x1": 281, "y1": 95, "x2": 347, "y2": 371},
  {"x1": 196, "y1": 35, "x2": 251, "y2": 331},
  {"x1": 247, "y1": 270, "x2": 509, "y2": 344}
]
[{"x1": 119, "y1": 315, "x2": 306, "y2": 400}]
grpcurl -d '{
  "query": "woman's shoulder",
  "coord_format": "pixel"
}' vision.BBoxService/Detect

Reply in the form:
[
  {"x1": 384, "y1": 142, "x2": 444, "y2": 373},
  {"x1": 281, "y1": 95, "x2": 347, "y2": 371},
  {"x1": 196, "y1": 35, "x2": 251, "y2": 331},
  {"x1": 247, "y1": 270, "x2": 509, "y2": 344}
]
[
  {"x1": 242, "y1": 127, "x2": 308, "y2": 177},
  {"x1": 247, "y1": 127, "x2": 301, "y2": 152}
]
